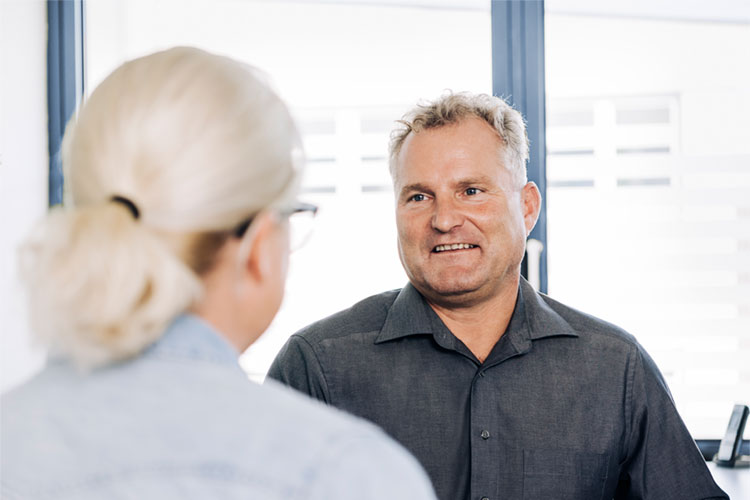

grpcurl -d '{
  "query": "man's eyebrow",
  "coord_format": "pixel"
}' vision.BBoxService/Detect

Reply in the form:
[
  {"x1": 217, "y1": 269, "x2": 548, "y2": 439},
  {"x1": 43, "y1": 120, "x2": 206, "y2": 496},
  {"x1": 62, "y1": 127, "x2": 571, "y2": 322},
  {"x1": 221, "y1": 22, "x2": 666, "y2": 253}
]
[
  {"x1": 455, "y1": 176, "x2": 494, "y2": 187},
  {"x1": 399, "y1": 177, "x2": 496, "y2": 197},
  {"x1": 399, "y1": 182, "x2": 432, "y2": 195}
]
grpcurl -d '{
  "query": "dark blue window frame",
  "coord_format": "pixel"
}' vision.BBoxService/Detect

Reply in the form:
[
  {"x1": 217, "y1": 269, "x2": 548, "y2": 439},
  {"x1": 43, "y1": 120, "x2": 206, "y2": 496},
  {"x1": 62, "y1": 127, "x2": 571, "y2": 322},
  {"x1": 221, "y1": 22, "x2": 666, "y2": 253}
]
[
  {"x1": 47, "y1": 0, "x2": 84, "y2": 206},
  {"x1": 491, "y1": 0, "x2": 548, "y2": 293}
]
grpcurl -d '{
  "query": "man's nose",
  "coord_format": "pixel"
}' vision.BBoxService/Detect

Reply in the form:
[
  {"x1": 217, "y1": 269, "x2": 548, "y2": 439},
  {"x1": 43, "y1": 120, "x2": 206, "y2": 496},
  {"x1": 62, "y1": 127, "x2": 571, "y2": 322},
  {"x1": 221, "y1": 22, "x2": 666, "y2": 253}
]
[{"x1": 431, "y1": 197, "x2": 465, "y2": 233}]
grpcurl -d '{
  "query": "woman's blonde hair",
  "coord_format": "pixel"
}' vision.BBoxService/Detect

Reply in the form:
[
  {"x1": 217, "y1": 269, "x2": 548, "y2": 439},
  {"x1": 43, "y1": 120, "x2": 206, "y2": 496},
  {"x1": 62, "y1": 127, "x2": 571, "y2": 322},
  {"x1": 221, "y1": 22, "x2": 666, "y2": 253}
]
[{"x1": 21, "y1": 47, "x2": 302, "y2": 368}]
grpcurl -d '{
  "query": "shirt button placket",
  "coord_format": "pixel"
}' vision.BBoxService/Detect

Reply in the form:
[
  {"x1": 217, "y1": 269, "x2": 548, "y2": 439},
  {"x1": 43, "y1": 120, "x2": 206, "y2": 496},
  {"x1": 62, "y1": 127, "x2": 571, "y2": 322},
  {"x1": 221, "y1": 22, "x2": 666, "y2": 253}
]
[{"x1": 471, "y1": 368, "x2": 495, "y2": 500}]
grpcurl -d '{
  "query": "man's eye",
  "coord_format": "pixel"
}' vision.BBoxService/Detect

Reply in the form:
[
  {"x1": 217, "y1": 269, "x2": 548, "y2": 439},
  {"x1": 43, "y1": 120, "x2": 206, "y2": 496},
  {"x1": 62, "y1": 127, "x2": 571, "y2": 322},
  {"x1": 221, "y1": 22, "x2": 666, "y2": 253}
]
[
  {"x1": 465, "y1": 187, "x2": 480, "y2": 196},
  {"x1": 409, "y1": 194, "x2": 426, "y2": 202}
]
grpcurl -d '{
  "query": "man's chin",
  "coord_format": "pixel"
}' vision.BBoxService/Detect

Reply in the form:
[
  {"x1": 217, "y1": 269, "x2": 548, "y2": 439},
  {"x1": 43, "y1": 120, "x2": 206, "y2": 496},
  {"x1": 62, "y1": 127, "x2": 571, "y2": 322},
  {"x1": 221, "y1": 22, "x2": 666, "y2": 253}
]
[
  {"x1": 410, "y1": 272, "x2": 518, "y2": 308},
  {"x1": 415, "y1": 281, "x2": 485, "y2": 307},
  {"x1": 430, "y1": 285, "x2": 479, "y2": 297}
]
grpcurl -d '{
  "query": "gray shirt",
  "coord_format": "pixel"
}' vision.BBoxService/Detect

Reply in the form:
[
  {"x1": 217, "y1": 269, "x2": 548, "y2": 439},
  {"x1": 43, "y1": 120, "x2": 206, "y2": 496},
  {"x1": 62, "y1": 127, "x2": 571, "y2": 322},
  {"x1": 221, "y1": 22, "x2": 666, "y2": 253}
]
[
  {"x1": 267, "y1": 279, "x2": 728, "y2": 500},
  {"x1": 1, "y1": 314, "x2": 436, "y2": 500}
]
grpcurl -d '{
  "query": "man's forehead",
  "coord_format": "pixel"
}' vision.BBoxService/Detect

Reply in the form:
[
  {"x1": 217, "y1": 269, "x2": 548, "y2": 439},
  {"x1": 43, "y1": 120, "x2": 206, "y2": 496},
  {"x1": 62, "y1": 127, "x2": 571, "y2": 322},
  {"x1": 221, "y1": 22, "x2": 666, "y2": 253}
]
[
  {"x1": 401, "y1": 118, "x2": 503, "y2": 148},
  {"x1": 397, "y1": 119, "x2": 505, "y2": 160},
  {"x1": 393, "y1": 123, "x2": 509, "y2": 186}
]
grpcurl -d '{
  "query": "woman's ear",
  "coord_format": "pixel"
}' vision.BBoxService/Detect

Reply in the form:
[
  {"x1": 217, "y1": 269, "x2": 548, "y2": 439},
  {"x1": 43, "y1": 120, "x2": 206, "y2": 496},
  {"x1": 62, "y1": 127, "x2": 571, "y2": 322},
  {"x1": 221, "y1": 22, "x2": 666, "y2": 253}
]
[
  {"x1": 241, "y1": 211, "x2": 287, "y2": 285},
  {"x1": 192, "y1": 211, "x2": 288, "y2": 353},
  {"x1": 236, "y1": 210, "x2": 289, "y2": 343}
]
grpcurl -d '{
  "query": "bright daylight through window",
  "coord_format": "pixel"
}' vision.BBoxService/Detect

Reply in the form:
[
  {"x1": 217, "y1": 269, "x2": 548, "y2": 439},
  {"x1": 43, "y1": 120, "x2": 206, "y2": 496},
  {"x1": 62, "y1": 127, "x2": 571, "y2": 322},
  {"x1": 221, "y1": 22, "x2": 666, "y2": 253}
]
[{"x1": 545, "y1": 2, "x2": 750, "y2": 438}]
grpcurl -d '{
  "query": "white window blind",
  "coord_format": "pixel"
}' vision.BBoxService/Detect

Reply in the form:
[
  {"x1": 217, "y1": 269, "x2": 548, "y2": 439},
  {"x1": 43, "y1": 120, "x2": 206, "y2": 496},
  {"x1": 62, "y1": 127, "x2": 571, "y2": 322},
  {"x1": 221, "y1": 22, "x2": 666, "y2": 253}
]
[{"x1": 545, "y1": 10, "x2": 750, "y2": 438}]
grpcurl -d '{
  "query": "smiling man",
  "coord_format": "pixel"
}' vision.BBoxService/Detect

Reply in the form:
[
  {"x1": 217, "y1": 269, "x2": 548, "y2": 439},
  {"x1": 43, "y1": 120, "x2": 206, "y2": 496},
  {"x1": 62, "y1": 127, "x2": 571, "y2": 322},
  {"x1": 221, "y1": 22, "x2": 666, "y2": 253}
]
[{"x1": 267, "y1": 93, "x2": 726, "y2": 500}]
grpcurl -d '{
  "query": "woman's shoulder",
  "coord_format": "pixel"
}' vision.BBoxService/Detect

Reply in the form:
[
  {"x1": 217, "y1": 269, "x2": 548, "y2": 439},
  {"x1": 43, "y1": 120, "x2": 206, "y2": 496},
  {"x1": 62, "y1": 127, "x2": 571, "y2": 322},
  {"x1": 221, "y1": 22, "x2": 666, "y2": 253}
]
[{"x1": 1, "y1": 362, "x2": 434, "y2": 500}]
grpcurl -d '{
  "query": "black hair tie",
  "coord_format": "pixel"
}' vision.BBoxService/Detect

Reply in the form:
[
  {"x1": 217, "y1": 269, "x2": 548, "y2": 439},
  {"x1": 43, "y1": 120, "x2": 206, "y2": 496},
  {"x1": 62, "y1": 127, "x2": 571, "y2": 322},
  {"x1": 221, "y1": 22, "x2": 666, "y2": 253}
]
[{"x1": 110, "y1": 195, "x2": 140, "y2": 219}]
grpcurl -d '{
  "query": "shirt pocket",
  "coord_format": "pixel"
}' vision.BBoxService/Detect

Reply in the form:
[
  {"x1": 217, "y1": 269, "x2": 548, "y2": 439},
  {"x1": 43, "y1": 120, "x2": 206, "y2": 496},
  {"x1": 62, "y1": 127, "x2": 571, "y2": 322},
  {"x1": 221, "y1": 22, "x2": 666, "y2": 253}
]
[{"x1": 522, "y1": 448, "x2": 608, "y2": 500}]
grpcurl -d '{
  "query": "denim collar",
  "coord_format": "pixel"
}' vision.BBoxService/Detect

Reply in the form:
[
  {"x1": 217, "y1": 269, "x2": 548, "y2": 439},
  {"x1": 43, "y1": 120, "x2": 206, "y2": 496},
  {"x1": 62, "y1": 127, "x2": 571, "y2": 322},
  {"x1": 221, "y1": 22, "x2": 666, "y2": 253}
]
[
  {"x1": 376, "y1": 278, "x2": 579, "y2": 349},
  {"x1": 142, "y1": 313, "x2": 240, "y2": 364}
]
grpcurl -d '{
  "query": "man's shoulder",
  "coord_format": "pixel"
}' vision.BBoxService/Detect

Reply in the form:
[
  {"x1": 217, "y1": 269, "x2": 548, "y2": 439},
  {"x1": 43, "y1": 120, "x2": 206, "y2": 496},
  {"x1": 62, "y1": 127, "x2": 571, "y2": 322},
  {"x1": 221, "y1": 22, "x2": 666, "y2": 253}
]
[
  {"x1": 293, "y1": 288, "x2": 402, "y2": 343},
  {"x1": 535, "y1": 291, "x2": 640, "y2": 351}
]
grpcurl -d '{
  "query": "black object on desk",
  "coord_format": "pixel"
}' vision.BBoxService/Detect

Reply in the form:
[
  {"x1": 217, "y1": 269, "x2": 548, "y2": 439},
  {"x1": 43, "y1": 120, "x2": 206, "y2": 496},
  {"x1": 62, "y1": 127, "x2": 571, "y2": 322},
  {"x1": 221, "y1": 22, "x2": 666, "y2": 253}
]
[{"x1": 714, "y1": 404, "x2": 749, "y2": 468}]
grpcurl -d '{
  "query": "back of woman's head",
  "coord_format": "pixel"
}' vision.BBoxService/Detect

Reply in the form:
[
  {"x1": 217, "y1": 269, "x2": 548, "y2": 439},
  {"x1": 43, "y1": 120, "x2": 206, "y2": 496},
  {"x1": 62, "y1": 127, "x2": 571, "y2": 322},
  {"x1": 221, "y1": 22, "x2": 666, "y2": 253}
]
[{"x1": 22, "y1": 47, "x2": 301, "y2": 368}]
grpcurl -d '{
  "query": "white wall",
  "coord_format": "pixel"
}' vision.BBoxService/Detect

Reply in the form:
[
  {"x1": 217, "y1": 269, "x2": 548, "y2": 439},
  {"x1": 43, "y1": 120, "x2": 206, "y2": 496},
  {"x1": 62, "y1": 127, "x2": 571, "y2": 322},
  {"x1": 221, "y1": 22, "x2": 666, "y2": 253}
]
[{"x1": 0, "y1": 0, "x2": 49, "y2": 393}]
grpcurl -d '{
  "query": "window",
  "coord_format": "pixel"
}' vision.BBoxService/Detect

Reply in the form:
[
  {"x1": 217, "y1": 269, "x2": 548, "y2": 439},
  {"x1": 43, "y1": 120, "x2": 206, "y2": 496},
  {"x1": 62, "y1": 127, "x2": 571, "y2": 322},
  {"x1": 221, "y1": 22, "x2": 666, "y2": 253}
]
[{"x1": 545, "y1": 3, "x2": 750, "y2": 438}]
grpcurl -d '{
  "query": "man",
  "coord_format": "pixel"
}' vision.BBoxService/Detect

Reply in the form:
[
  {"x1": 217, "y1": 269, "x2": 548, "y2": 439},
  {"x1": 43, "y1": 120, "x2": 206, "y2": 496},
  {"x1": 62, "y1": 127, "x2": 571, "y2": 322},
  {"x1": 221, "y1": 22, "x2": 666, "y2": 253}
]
[{"x1": 267, "y1": 93, "x2": 727, "y2": 500}]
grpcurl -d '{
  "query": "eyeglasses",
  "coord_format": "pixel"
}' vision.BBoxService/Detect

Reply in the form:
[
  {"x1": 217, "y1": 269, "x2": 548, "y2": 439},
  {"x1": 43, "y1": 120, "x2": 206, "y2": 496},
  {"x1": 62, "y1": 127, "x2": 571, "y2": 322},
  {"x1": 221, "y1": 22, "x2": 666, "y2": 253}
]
[
  {"x1": 233, "y1": 201, "x2": 318, "y2": 251},
  {"x1": 282, "y1": 202, "x2": 318, "y2": 251}
]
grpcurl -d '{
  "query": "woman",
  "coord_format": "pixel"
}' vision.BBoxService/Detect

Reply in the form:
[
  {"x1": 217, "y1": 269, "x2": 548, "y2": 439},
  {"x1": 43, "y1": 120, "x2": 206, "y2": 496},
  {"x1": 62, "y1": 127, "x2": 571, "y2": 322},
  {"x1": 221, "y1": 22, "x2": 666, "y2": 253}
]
[{"x1": 1, "y1": 47, "x2": 435, "y2": 500}]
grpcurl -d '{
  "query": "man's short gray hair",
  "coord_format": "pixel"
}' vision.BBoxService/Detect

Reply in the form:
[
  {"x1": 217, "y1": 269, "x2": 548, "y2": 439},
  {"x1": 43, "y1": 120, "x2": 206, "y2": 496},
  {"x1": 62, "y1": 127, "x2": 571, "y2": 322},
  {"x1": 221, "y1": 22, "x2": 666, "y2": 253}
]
[{"x1": 388, "y1": 92, "x2": 529, "y2": 187}]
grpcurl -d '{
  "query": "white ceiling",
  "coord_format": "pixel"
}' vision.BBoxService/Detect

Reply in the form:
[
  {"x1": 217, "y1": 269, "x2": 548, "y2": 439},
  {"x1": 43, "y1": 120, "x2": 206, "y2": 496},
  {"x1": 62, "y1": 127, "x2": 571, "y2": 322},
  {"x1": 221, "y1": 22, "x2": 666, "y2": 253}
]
[
  {"x1": 270, "y1": 0, "x2": 750, "y2": 23},
  {"x1": 546, "y1": 0, "x2": 750, "y2": 24}
]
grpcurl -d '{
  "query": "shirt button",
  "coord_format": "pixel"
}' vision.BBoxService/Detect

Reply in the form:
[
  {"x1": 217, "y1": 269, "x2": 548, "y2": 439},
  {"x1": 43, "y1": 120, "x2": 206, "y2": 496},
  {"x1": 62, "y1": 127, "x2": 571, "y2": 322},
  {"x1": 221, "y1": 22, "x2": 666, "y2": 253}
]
[{"x1": 480, "y1": 430, "x2": 490, "y2": 439}]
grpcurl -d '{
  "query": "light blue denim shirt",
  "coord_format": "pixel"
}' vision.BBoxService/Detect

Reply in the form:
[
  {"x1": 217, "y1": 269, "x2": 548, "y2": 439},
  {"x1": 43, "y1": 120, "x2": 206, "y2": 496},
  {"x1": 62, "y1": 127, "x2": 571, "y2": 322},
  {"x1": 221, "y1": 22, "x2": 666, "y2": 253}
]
[{"x1": 1, "y1": 314, "x2": 436, "y2": 500}]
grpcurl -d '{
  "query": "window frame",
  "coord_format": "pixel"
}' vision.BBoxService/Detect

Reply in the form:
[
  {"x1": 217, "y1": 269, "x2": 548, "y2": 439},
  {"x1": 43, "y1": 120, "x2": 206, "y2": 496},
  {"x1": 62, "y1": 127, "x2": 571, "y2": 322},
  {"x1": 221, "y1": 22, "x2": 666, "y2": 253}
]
[
  {"x1": 47, "y1": 0, "x2": 84, "y2": 206},
  {"x1": 491, "y1": 0, "x2": 548, "y2": 293}
]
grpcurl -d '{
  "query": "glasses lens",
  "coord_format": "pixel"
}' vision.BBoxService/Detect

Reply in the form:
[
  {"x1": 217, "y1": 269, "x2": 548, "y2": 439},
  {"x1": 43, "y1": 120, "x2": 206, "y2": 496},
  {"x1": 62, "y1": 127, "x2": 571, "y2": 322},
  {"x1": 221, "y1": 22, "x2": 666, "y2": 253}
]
[{"x1": 288, "y1": 208, "x2": 316, "y2": 251}]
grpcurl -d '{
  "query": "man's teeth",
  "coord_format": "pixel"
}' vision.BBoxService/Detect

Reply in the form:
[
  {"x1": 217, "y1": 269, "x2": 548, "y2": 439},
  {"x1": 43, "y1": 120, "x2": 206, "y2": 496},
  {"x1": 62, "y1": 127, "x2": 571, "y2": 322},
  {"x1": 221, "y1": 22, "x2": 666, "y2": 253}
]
[{"x1": 434, "y1": 243, "x2": 477, "y2": 252}]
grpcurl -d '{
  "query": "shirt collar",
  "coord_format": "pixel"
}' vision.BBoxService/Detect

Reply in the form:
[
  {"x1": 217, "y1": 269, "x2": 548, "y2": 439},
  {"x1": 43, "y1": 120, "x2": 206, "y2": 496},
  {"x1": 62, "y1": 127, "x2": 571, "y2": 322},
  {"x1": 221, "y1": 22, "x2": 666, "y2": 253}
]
[
  {"x1": 375, "y1": 278, "x2": 579, "y2": 346},
  {"x1": 519, "y1": 278, "x2": 579, "y2": 340},
  {"x1": 375, "y1": 283, "x2": 438, "y2": 344},
  {"x1": 143, "y1": 313, "x2": 240, "y2": 364}
]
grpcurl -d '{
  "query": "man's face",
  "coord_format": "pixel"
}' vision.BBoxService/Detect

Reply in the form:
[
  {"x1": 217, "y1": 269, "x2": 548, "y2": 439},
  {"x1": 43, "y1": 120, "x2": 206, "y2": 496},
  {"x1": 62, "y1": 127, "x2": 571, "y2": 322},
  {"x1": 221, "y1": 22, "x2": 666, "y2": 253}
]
[{"x1": 393, "y1": 117, "x2": 540, "y2": 307}]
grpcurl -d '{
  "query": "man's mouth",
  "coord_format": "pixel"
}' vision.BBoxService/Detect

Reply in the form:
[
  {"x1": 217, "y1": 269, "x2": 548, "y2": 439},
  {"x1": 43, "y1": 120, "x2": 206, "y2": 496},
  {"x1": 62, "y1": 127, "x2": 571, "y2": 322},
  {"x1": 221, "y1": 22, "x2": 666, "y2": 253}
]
[{"x1": 432, "y1": 243, "x2": 478, "y2": 253}]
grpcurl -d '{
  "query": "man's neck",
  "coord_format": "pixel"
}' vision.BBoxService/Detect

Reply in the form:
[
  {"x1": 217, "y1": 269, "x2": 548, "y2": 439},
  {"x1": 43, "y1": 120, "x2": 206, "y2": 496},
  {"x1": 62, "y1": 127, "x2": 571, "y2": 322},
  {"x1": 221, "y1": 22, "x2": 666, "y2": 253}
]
[{"x1": 426, "y1": 279, "x2": 520, "y2": 363}]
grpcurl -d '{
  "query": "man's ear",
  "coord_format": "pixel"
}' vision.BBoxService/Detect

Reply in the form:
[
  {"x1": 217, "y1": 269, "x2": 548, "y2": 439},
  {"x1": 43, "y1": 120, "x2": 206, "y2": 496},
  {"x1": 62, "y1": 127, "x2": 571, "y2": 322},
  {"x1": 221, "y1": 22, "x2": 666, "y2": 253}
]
[
  {"x1": 521, "y1": 181, "x2": 542, "y2": 235},
  {"x1": 242, "y1": 211, "x2": 281, "y2": 284}
]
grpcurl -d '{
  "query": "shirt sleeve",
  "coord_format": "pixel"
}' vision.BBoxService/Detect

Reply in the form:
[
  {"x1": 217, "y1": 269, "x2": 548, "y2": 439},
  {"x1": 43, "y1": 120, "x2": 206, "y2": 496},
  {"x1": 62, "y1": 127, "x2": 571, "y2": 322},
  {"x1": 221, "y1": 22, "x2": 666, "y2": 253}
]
[
  {"x1": 306, "y1": 432, "x2": 438, "y2": 500},
  {"x1": 265, "y1": 334, "x2": 330, "y2": 403},
  {"x1": 617, "y1": 345, "x2": 728, "y2": 500}
]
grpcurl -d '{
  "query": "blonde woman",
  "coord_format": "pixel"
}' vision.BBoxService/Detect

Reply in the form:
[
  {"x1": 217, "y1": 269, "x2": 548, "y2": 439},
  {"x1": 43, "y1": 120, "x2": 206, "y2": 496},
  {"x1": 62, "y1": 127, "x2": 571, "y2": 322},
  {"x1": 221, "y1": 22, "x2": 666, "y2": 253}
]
[{"x1": 1, "y1": 47, "x2": 435, "y2": 500}]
